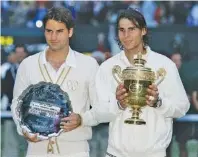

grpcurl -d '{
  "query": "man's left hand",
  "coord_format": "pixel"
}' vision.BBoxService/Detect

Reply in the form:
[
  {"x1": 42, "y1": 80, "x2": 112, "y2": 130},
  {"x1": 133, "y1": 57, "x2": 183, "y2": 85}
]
[
  {"x1": 60, "y1": 113, "x2": 82, "y2": 132},
  {"x1": 145, "y1": 84, "x2": 159, "y2": 107}
]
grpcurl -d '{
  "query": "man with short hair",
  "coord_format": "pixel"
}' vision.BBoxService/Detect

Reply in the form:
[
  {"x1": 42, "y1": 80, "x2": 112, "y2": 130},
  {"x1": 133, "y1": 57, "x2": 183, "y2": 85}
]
[
  {"x1": 11, "y1": 7, "x2": 99, "y2": 157},
  {"x1": 1, "y1": 44, "x2": 28, "y2": 157}
]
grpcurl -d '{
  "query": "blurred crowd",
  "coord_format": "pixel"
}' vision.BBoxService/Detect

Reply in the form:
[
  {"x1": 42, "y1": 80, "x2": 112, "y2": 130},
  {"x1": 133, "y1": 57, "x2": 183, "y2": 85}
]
[
  {"x1": 1, "y1": 1, "x2": 198, "y2": 157},
  {"x1": 1, "y1": 1, "x2": 198, "y2": 28}
]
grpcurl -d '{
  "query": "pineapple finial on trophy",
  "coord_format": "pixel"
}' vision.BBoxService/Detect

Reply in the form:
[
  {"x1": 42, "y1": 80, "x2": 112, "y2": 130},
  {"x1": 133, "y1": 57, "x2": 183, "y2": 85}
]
[{"x1": 133, "y1": 51, "x2": 146, "y2": 67}]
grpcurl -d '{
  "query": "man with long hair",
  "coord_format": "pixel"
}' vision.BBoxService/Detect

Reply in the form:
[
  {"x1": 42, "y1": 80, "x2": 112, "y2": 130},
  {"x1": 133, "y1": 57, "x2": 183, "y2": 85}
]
[{"x1": 94, "y1": 8, "x2": 190, "y2": 157}]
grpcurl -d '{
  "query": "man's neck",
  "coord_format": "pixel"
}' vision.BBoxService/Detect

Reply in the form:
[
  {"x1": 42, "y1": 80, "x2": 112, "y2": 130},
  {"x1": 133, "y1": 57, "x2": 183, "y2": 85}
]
[
  {"x1": 124, "y1": 46, "x2": 145, "y2": 64},
  {"x1": 47, "y1": 48, "x2": 69, "y2": 61},
  {"x1": 46, "y1": 47, "x2": 69, "y2": 71}
]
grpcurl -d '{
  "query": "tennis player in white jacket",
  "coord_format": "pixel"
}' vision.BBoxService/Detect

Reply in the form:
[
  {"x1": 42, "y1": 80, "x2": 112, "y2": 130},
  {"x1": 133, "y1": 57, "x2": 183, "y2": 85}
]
[{"x1": 87, "y1": 8, "x2": 190, "y2": 157}]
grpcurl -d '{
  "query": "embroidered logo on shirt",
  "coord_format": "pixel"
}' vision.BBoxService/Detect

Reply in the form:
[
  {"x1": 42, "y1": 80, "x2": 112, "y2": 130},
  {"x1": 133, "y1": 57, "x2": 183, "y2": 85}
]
[{"x1": 66, "y1": 80, "x2": 78, "y2": 91}]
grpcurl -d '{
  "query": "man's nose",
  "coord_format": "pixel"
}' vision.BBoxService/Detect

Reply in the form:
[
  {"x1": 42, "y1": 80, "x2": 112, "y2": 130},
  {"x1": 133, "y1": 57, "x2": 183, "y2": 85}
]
[
  {"x1": 123, "y1": 31, "x2": 129, "y2": 38},
  {"x1": 51, "y1": 32, "x2": 58, "y2": 40}
]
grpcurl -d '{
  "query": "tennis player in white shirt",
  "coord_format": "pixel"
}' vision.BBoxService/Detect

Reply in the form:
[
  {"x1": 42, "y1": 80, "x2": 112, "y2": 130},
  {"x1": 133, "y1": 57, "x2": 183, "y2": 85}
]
[
  {"x1": 94, "y1": 8, "x2": 190, "y2": 157},
  {"x1": 11, "y1": 7, "x2": 99, "y2": 157}
]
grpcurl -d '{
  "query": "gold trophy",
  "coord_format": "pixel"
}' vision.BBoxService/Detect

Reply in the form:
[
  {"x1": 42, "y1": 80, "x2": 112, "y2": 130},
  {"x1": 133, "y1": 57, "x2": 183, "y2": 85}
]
[{"x1": 112, "y1": 53, "x2": 166, "y2": 125}]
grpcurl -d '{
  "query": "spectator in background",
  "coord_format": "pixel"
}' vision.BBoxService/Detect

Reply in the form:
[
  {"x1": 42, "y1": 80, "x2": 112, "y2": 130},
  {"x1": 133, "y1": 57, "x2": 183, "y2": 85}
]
[
  {"x1": 1, "y1": 52, "x2": 18, "y2": 110},
  {"x1": 76, "y1": 1, "x2": 93, "y2": 24},
  {"x1": 174, "y1": 77, "x2": 198, "y2": 157},
  {"x1": 32, "y1": 1, "x2": 48, "y2": 25},
  {"x1": 1, "y1": 47, "x2": 8, "y2": 65},
  {"x1": 1, "y1": 44, "x2": 28, "y2": 157},
  {"x1": 154, "y1": 2, "x2": 167, "y2": 25},
  {"x1": 26, "y1": 1, "x2": 52, "y2": 28},
  {"x1": 9, "y1": 1, "x2": 30, "y2": 27},
  {"x1": 170, "y1": 52, "x2": 182, "y2": 69},
  {"x1": 1, "y1": 44, "x2": 28, "y2": 110},
  {"x1": 107, "y1": 10, "x2": 120, "y2": 56},
  {"x1": 192, "y1": 88, "x2": 198, "y2": 111},
  {"x1": 166, "y1": 51, "x2": 183, "y2": 157},
  {"x1": 186, "y1": 2, "x2": 198, "y2": 26},
  {"x1": 2, "y1": 1, "x2": 198, "y2": 27},
  {"x1": 172, "y1": 1, "x2": 192, "y2": 25},
  {"x1": 91, "y1": 51, "x2": 106, "y2": 65},
  {"x1": 96, "y1": 32, "x2": 111, "y2": 60},
  {"x1": 91, "y1": 32, "x2": 112, "y2": 61},
  {"x1": 170, "y1": 51, "x2": 198, "y2": 157},
  {"x1": 15, "y1": 44, "x2": 28, "y2": 63},
  {"x1": 141, "y1": 1, "x2": 158, "y2": 28},
  {"x1": 92, "y1": 1, "x2": 107, "y2": 25},
  {"x1": 169, "y1": 50, "x2": 191, "y2": 94},
  {"x1": 128, "y1": 1, "x2": 141, "y2": 11},
  {"x1": 64, "y1": 1, "x2": 77, "y2": 20},
  {"x1": 1, "y1": 1, "x2": 11, "y2": 27}
]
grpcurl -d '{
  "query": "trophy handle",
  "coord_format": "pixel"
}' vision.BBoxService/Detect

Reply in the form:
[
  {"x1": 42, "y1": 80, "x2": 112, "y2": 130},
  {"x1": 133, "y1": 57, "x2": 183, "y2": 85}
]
[
  {"x1": 155, "y1": 68, "x2": 166, "y2": 86},
  {"x1": 112, "y1": 65, "x2": 123, "y2": 84}
]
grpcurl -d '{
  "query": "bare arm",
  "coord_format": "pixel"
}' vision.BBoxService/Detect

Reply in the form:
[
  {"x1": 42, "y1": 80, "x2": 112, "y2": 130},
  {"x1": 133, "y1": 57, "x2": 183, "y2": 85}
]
[{"x1": 192, "y1": 91, "x2": 198, "y2": 110}]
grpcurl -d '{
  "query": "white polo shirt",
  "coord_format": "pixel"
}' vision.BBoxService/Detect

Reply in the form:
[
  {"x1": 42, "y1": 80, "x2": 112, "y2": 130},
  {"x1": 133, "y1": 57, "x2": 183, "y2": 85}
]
[{"x1": 11, "y1": 47, "x2": 99, "y2": 156}]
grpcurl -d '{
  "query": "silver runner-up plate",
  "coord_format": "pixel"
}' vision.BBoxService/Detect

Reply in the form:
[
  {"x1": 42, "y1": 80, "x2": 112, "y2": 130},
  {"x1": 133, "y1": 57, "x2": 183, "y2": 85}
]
[{"x1": 16, "y1": 82, "x2": 72, "y2": 140}]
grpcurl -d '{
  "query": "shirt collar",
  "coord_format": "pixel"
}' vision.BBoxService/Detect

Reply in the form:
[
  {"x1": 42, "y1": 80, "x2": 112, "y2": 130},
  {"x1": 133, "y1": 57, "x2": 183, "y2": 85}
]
[
  {"x1": 41, "y1": 46, "x2": 76, "y2": 68},
  {"x1": 120, "y1": 46, "x2": 152, "y2": 66}
]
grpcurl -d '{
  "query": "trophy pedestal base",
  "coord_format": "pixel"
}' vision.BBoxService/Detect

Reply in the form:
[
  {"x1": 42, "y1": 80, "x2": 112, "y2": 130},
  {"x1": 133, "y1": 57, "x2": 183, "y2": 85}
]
[{"x1": 124, "y1": 118, "x2": 146, "y2": 125}]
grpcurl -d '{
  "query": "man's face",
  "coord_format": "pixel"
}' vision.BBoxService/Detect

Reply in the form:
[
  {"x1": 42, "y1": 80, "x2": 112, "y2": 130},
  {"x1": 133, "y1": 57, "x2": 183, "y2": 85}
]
[
  {"x1": 44, "y1": 19, "x2": 73, "y2": 51},
  {"x1": 8, "y1": 53, "x2": 18, "y2": 63},
  {"x1": 171, "y1": 53, "x2": 182, "y2": 69},
  {"x1": 118, "y1": 18, "x2": 146, "y2": 51},
  {"x1": 15, "y1": 47, "x2": 27, "y2": 63}
]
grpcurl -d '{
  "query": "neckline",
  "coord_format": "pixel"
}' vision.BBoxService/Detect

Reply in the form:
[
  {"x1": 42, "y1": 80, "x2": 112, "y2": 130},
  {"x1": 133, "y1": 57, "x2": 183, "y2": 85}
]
[{"x1": 38, "y1": 53, "x2": 71, "y2": 86}]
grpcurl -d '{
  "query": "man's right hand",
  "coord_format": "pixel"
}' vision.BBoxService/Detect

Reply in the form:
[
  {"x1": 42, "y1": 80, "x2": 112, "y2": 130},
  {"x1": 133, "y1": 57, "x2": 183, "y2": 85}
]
[
  {"x1": 22, "y1": 129, "x2": 41, "y2": 142},
  {"x1": 116, "y1": 84, "x2": 128, "y2": 109}
]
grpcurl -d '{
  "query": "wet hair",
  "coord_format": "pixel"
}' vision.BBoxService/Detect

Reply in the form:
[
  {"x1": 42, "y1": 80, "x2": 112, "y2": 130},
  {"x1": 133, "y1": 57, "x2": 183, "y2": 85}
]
[
  {"x1": 43, "y1": 7, "x2": 75, "y2": 30},
  {"x1": 116, "y1": 8, "x2": 148, "y2": 49}
]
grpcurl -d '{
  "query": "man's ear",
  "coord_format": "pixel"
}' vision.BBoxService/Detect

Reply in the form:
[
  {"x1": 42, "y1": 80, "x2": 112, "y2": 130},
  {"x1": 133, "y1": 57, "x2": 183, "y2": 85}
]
[
  {"x1": 68, "y1": 28, "x2": 73, "y2": 38},
  {"x1": 141, "y1": 27, "x2": 147, "y2": 36}
]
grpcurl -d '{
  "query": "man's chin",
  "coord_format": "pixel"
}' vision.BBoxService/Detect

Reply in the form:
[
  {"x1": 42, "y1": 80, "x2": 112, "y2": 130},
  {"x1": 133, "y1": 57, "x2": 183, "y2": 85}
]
[
  {"x1": 124, "y1": 46, "x2": 134, "y2": 51},
  {"x1": 124, "y1": 45, "x2": 140, "y2": 52},
  {"x1": 49, "y1": 46, "x2": 60, "y2": 51}
]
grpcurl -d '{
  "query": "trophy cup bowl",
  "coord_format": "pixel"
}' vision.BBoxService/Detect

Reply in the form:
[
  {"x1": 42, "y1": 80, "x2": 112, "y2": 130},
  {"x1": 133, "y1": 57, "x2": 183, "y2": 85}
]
[
  {"x1": 112, "y1": 54, "x2": 166, "y2": 125},
  {"x1": 16, "y1": 82, "x2": 72, "y2": 139}
]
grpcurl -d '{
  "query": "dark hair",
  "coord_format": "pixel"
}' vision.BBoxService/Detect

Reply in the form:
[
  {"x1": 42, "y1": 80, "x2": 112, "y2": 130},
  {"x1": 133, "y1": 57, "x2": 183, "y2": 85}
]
[
  {"x1": 14, "y1": 44, "x2": 28, "y2": 53},
  {"x1": 170, "y1": 51, "x2": 182, "y2": 58},
  {"x1": 116, "y1": 8, "x2": 148, "y2": 49},
  {"x1": 43, "y1": 7, "x2": 75, "y2": 30}
]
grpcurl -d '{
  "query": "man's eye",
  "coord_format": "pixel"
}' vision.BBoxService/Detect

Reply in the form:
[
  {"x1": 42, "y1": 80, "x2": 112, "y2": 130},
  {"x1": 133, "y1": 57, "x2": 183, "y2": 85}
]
[
  {"x1": 46, "y1": 30, "x2": 51, "y2": 33},
  {"x1": 57, "y1": 30, "x2": 64, "y2": 33},
  {"x1": 119, "y1": 28, "x2": 124, "y2": 32},
  {"x1": 129, "y1": 27, "x2": 136, "y2": 31}
]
